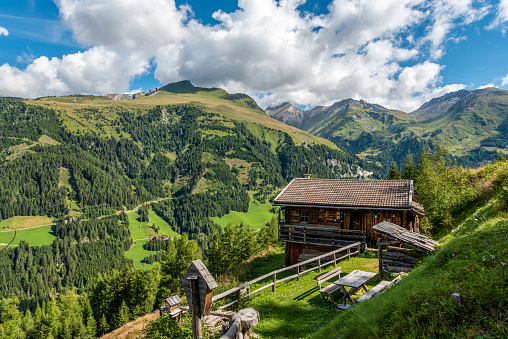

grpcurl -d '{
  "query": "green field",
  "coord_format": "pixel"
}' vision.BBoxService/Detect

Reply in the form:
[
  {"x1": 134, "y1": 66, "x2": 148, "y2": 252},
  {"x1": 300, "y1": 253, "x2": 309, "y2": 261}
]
[
  {"x1": 125, "y1": 206, "x2": 178, "y2": 269},
  {"x1": 0, "y1": 225, "x2": 56, "y2": 247},
  {"x1": 0, "y1": 216, "x2": 54, "y2": 230},
  {"x1": 125, "y1": 239, "x2": 160, "y2": 270},
  {"x1": 127, "y1": 207, "x2": 178, "y2": 240},
  {"x1": 211, "y1": 196, "x2": 277, "y2": 230}
]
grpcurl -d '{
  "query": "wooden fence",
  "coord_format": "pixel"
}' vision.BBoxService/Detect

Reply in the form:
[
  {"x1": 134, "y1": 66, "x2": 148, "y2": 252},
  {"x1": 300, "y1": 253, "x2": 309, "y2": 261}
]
[
  {"x1": 278, "y1": 224, "x2": 366, "y2": 247},
  {"x1": 211, "y1": 242, "x2": 362, "y2": 311}
]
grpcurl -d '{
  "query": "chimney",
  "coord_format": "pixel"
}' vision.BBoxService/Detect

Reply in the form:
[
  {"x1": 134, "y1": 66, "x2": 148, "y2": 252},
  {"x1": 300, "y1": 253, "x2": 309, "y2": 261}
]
[{"x1": 304, "y1": 166, "x2": 311, "y2": 179}]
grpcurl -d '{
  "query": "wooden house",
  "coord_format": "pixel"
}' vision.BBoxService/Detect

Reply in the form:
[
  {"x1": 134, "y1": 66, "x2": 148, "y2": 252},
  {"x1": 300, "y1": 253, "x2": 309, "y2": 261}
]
[{"x1": 273, "y1": 178, "x2": 425, "y2": 266}]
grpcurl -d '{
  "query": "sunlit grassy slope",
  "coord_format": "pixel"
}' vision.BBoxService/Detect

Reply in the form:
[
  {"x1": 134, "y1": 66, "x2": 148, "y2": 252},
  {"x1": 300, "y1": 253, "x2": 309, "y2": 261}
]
[
  {"x1": 211, "y1": 195, "x2": 276, "y2": 230},
  {"x1": 310, "y1": 180, "x2": 508, "y2": 338},
  {"x1": 25, "y1": 89, "x2": 338, "y2": 149},
  {"x1": 125, "y1": 206, "x2": 178, "y2": 270},
  {"x1": 0, "y1": 225, "x2": 56, "y2": 246}
]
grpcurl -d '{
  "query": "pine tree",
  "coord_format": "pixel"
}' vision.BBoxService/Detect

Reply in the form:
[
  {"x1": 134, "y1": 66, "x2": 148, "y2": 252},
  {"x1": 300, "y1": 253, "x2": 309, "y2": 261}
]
[
  {"x1": 98, "y1": 314, "x2": 109, "y2": 336},
  {"x1": 0, "y1": 297, "x2": 23, "y2": 338},
  {"x1": 114, "y1": 300, "x2": 130, "y2": 330},
  {"x1": 387, "y1": 162, "x2": 402, "y2": 180},
  {"x1": 402, "y1": 152, "x2": 416, "y2": 179}
]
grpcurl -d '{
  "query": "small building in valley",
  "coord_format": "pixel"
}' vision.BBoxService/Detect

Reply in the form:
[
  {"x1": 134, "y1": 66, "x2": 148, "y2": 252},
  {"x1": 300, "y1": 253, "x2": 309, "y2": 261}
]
[{"x1": 273, "y1": 178, "x2": 425, "y2": 266}]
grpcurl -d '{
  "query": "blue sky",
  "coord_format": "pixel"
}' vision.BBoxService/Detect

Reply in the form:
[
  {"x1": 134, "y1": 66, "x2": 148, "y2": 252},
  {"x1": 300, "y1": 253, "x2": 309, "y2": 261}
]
[{"x1": 0, "y1": 0, "x2": 507, "y2": 111}]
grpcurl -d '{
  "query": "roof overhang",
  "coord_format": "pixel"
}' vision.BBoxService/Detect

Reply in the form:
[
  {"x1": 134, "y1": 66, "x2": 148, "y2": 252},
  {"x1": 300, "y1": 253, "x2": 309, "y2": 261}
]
[{"x1": 272, "y1": 202, "x2": 416, "y2": 212}]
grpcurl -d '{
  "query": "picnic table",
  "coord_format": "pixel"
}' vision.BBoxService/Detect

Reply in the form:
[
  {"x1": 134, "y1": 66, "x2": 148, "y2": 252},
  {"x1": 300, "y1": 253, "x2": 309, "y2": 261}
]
[{"x1": 333, "y1": 270, "x2": 377, "y2": 305}]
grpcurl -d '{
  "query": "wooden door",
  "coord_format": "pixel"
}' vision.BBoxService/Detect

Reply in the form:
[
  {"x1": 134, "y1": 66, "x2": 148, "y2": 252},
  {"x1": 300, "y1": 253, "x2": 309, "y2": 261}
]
[{"x1": 350, "y1": 212, "x2": 363, "y2": 231}]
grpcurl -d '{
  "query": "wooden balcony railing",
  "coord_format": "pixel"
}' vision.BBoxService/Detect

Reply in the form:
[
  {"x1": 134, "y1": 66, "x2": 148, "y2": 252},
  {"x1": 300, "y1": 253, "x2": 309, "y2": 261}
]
[{"x1": 278, "y1": 223, "x2": 366, "y2": 246}]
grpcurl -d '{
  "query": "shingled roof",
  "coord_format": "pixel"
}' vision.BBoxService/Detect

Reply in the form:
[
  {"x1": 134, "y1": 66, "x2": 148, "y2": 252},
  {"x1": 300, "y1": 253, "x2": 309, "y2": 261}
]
[{"x1": 274, "y1": 178, "x2": 423, "y2": 214}]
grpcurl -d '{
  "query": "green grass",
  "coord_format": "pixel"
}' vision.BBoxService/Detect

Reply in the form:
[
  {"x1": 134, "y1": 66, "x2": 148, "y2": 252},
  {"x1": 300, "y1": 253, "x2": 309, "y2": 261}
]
[
  {"x1": 127, "y1": 207, "x2": 178, "y2": 240},
  {"x1": 310, "y1": 199, "x2": 508, "y2": 339},
  {"x1": 124, "y1": 239, "x2": 160, "y2": 270},
  {"x1": 125, "y1": 206, "x2": 178, "y2": 269},
  {"x1": 0, "y1": 216, "x2": 54, "y2": 230},
  {"x1": 211, "y1": 196, "x2": 276, "y2": 230},
  {"x1": 216, "y1": 248, "x2": 380, "y2": 339},
  {"x1": 0, "y1": 225, "x2": 56, "y2": 247}
]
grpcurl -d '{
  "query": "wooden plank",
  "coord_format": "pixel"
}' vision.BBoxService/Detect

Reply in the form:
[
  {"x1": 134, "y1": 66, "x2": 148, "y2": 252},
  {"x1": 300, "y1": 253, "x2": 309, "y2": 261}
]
[{"x1": 333, "y1": 270, "x2": 377, "y2": 288}]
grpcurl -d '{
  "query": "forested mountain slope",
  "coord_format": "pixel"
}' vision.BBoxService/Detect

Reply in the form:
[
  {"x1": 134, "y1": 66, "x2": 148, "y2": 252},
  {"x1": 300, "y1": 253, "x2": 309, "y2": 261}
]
[
  {"x1": 266, "y1": 88, "x2": 508, "y2": 173},
  {"x1": 0, "y1": 82, "x2": 374, "y2": 316}
]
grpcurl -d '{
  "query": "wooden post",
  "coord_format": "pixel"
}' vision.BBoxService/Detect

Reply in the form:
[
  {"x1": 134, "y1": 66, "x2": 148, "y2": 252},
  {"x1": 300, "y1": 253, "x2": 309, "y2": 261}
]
[
  {"x1": 378, "y1": 240, "x2": 383, "y2": 278},
  {"x1": 278, "y1": 208, "x2": 281, "y2": 225},
  {"x1": 297, "y1": 265, "x2": 300, "y2": 281},
  {"x1": 235, "y1": 289, "x2": 241, "y2": 311},
  {"x1": 348, "y1": 247, "x2": 351, "y2": 261},
  {"x1": 272, "y1": 273, "x2": 276, "y2": 292},
  {"x1": 318, "y1": 258, "x2": 321, "y2": 272},
  {"x1": 188, "y1": 276, "x2": 202, "y2": 339},
  {"x1": 333, "y1": 253, "x2": 337, "y2": 267}
]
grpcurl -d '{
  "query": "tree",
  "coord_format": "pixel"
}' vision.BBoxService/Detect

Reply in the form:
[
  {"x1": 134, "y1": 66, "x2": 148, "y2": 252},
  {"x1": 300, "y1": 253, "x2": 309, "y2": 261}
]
[
  {"x1": 0, "y1": 297, "x2": 24, "y2": 339},
  {"x1": 387, "y1": 162, "x2": 401, "y2": 180},
  {"x1": 98, "y1": 314, "x2": 109, "y2": 336},
  {"x1": 402, "y1": 152, "x2": 416, "y2": 179},
  {"x1": 114, "y1": 300, "x2": 130, "y2": 330},
  {"x1": 497, "y1": 153, "x2": 506, "y2": 162}
]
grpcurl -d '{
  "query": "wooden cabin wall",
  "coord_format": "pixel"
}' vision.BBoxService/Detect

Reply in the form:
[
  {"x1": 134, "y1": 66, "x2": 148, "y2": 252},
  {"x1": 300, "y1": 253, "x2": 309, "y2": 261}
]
[
  {"x1": 285, "y1": 242, "x2": 339, "y2": 266},
  {"x1": 285, "y1": 242, "x2": 303, "y2": 266}
]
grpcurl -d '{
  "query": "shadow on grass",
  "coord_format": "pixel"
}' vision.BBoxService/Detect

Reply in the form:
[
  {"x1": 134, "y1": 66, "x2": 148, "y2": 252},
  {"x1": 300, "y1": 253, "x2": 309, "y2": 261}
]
[
  {"x1": 253, "y1": 301, "x2": 337, "y2": 339},
  {"x1": 294, "y1": 286, "x2": 319, "y2": 301}
]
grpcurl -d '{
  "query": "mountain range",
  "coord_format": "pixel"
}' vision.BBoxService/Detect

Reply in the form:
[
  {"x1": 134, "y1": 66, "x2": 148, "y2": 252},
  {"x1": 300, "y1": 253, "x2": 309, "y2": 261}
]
[{"x1": 266, "y1": 87, "x2": 508, "y2": 170}]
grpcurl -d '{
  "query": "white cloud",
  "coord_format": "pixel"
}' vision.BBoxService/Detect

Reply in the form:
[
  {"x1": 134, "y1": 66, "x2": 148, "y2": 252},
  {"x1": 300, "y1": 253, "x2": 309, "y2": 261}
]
[
  {"x1": 16, "y1": 48, "x2": 35, "y2": 64},
  {"x1": 0, "y1": 46, "x2": 149, "y2": 98},
  {"x1": 0, "y1": 0, "x2": 493, "y2": 111},
  {"x1": 55, "y1": 0, "x2": 189, "y2": 51},
  {"x1": 422, "y1": 0, "x2": 490, "y2": 59},
  {"x1": 487, "y1": 0, "x2": 508, "y2": 29},
  {"x1": 0, "y1": 26, "x2": 8, "y2": 36},
  {"x1": 477, "y1": 83, "x2": 496, "y2": 89},
  {"x1": 501, "y1": 74, "x2": 508, "y2": 86}
]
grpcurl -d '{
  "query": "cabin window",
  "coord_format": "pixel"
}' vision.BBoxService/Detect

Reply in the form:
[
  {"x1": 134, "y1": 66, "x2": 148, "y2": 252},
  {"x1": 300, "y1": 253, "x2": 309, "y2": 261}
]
[{"x1": 300, "y1": 211, "x2": 309, "y2": 222}]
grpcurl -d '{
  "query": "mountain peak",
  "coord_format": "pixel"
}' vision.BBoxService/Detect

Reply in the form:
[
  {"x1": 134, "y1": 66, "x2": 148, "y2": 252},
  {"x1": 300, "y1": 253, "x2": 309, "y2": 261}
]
[{"x1": 410, "y1": 89, "x2": 471, "y2": 120}]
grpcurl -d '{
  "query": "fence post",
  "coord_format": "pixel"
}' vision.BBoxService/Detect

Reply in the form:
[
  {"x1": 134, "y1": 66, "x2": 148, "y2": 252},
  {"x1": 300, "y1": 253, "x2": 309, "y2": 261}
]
[
  {"x1": 318, "y1": 258, "x2": 321, "y2": 272},
  {"x1": 297, "y1": 265, "x2": 300, "y2": 281},
  {"x1": 348, "y1": 247, "x2": 351, "y2": 261},
  {"x1": 235, "y1": 289, "x2": 241, "y2": 311},
  {"x1": 272, "y1": 273, "x2": 276, "y2": 292},
  {"x1": 333, "y1": 252, "x2": 337, "y2": 267}
]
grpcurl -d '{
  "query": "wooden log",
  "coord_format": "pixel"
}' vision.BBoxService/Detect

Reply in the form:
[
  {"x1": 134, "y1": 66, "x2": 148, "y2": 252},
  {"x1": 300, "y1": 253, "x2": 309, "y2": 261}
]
[
  {"x1": 272, "y1": 274, "x2": 276, "y2": 292},
  {"x1": 387, "y1": 245, "x2": 410, "y2": 254},
  {"x1": 381, "y1": 259, "x2": 414, "y2": 268},
  {"x1": 220, "y1": 308, "x2": 259, "y2": 339}
]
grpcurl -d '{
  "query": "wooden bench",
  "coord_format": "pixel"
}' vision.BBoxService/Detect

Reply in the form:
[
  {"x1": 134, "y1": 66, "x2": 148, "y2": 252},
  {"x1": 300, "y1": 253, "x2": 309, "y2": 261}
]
[
  {"x1": 357, "y1": 275, "x2": 401, "y2": 303},
  {"x1": 317, "y1": 267, "x2": 342, "y2": 298}
]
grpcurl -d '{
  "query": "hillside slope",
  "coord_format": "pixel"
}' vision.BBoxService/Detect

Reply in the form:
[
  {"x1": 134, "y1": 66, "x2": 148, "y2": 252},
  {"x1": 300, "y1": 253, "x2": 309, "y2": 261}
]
[{"x1": 311, "y1": 160, "x2": 508, "y2": 338}]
